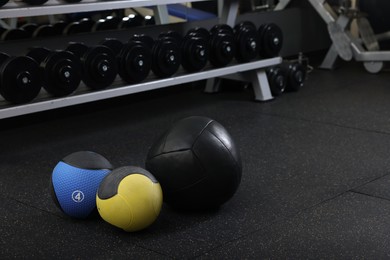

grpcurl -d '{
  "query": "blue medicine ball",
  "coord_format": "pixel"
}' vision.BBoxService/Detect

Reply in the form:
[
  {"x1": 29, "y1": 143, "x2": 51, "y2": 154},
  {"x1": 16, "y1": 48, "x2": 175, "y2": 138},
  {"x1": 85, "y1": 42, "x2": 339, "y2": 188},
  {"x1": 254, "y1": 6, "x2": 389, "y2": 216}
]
[{"x1": 50, "y1": 151, "x2": 113, "y2": 219}]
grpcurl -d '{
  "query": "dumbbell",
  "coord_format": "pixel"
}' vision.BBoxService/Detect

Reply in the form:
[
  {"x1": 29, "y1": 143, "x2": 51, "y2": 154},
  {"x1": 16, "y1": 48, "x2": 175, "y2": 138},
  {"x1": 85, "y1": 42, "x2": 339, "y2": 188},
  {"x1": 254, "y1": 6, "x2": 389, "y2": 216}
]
[
  {"x1": 234, "y1": 21, "x2": 260, "y2": 63},
  {"x1": 100, "y1": 37, "x2": 152, "y2": 84},
  {"x1": 92, "y1": 16, "x2": 121, "y2": 32},
  {"x1": 209, "y1": 24, "x2": 236, "y2": 67},
  {"x1": 1, "y1": 28, "x2": 28, "y2": 41},
  {"x1": 64, "y1": 18, "x2": 94, "y2": 35},
  {"x1": 0, "y1": 52, "x2": 42, "y2": 104},
  {"x1": 118, "y1": 14, "x2": 144, "y2": 29},
  {"x1": 150, "y1": 32, "x2": 181, "y2": 78},
  {"x1": 266, "y1": 66, "x2": 287, "y2": 97},
  {"x1": 281, "y1": 61, "x2": 307, "y2": 92},
  {"x1": 258, "y1": 23, "x2": 283, "y2": 58},
  {"x1": 179, "y1": 28, "x2": 210, "y2": 72},
  {"x1": 52, "y1": 20, "x2": 69, "y2": 35},
  {"x1": 144, "y1": 15, "x2": 155, "y2": 26},
  {"x1": 26, "y1": 47, "x2": 82, "y2": 97},
  {"x1": 20, "y1": 23, "x2": 38, "y2": 37},
  {"x1": 65, "y1": 42, "x2": 118, "y2": 90},
  {"x1": 33, "y1": 24, "x2": 56, "y2": 38}
]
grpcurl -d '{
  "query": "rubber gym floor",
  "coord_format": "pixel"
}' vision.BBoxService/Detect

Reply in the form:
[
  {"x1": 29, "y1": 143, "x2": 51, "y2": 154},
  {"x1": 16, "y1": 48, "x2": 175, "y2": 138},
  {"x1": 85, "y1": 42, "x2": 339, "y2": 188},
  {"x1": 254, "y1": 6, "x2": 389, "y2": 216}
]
[{"x1": 2, "y1": 58, "x2": 390, "y2": 259}]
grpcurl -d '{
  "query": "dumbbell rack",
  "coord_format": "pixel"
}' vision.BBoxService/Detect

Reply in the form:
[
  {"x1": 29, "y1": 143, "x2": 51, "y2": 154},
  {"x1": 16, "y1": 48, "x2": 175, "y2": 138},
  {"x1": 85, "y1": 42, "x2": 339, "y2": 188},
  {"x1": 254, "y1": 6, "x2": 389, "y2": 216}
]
[{"x1": 0, "y1": 0, "x2": 281, "y2": 119}]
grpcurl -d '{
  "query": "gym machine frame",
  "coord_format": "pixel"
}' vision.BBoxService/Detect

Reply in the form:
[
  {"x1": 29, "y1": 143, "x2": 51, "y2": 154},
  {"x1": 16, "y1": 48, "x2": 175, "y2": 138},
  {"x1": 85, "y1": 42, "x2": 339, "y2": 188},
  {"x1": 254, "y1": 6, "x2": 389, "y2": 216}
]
[
  {"x1": 0, "y1": 0, "x2": 282, "y2": 119},
  {"x1": 275, "y1": 0, "x2": 390, "y2": 73}
]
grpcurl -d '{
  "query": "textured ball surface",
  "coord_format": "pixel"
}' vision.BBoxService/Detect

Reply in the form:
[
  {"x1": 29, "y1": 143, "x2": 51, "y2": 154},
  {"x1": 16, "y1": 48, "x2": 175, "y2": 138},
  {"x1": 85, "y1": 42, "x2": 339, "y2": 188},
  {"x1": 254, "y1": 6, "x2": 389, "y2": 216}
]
[
  {"x1": 145, "y1": 116, "x2": 242, "y2": 210},
  {"x1": 50, "y1": 151, "x2": 113, "y2": 219},
  {"x1": 96, "y1": 166, "x2": 163, "y2": 232}
]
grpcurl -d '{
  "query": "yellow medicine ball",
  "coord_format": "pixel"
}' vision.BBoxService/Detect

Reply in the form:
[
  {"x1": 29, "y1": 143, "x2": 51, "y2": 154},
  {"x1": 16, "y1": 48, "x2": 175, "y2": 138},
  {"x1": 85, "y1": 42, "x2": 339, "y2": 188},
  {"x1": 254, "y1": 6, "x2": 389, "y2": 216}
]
[{"x1": 96, "y1": 166, "x2": 163, "y2": 232}]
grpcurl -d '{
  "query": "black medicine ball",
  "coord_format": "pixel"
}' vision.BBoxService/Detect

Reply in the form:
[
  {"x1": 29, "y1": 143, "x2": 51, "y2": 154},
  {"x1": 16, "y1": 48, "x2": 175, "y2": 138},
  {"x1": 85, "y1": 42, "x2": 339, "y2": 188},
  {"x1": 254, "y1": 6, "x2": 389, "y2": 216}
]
[{"x1": 145, "y1": 116, "x2": 242, "y2": 210}]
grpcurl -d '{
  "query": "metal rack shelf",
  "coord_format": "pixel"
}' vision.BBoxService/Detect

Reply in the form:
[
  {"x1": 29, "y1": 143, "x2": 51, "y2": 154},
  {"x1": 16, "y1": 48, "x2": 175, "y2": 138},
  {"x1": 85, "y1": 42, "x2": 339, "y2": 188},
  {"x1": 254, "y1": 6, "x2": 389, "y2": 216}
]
[
  {"x1": 0, "y1": 57, "x2": 281, "y2": 119},
  {"x1": 0, "y1": 0, "x2": 210, "y2": 19}
]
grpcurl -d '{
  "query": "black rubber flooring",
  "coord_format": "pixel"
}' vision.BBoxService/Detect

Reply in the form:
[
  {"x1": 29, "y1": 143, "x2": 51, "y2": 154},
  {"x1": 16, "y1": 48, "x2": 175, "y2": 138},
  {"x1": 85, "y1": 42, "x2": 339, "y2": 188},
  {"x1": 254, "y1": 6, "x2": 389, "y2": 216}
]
[{"x1": 2, "y1": 60, "x2": 390, "y2": 258}]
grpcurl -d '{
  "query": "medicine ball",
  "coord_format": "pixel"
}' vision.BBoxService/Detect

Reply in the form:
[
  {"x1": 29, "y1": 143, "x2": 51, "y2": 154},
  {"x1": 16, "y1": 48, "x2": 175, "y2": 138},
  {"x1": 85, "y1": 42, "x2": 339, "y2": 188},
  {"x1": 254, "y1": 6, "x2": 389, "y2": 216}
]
[
  {"x1": 145, "y1": 116, "x2": 242, "y2": 211},
  {"x1": 50, "y1": 151, "x2": 113, "y2": 219},
  {"x1": 96, "y1": 166, "x2": 163, "y2": 232}
]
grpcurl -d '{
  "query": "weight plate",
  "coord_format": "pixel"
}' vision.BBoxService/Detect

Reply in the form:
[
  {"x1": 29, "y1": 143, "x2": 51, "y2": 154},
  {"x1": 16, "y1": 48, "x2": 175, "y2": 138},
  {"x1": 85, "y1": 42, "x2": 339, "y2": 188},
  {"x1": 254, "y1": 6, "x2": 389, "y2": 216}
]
[
  {"x1": 22, "y1": 0, "x2": 48, "y2": 5},
  {"x1": 357, "y1": 17, "x2": 380, "y2": 51},
  {"x1": 266, "y1": 66, "x2": 286, "y2": 96},
  {"x1": 259, "y1": 23, "x2": 283, "y2": 58},
  {"x1": 118, "y1": 14, "x2": 144, "y2": 28},
  {"x1": 100, "y1": 38, "x2": 124, "y2": 56},
  {"x1": 2, "y1": 29, "x2": 28, "y2": 41},
  {"x1": 131, "y1": 34, "x2": 154, "y2": 50},
  {"x1": 64, "y1": 20, "x2": 92, "y2": 35},
  {"x1": 209, "y1": 33, "x2": 236, "y2": 67},
  {"x1": 42, "y1": 51, "x2": 82, "y2": 97},
  {"x1": 327, "y1": 22, "x2": 353, "y2": 61},
  {"x1": 181, "y1": 35, "x2": 209, "y2": 72},
  {"x1": 82, "y1": 45, "x2": 118, "y2": 90},
  {"x1": 0, "y1": 56, "x2": 42, "y2": 104},
  {"x1": 0, "y1": 52, "x2": 9, "y2": 64},
  {"x1": 210, "y1": 24, "x2": 234, "y2": 36},
  {"x1": 0, "y1": 0, "x2": 8, "y2": 7},
  {"x1": 26, "y1": 47, "x2": 51, "y2": 64},
  {"x1": 159, "y1": 31, "x2": 182, "y2": 45},
  {"x1": 151, "y1": 40, "x2": 181, "y2": 78},
  {"x1": 187, "y1": 27, "x2": 210, "y2": 41},
  {"x1": 282, "y1": 62, "x2": 306, "y2": 92},
  {"x1": 234, "y1": 22, "x2": 259, "y2": 63},
  {"x1": 66, "y1": 42, "x2": 89, "y2": 57},
  {"x1": 20, "y1": 23, "x2": 38, "y2": 37},
  {"x1": 78, "y1": 18, "x2": 95, "y2": 33},
  {"x1": 92, "y1": 18, "x2": 119, "y2": 32},
  {"x1": 144, "y1": 15, "x2": 155, "y2": 25},
  {"x1": 52, "y1": 21, "x2": 68, "y2": 35},
  {"x1": 118, "y1": 42, "x2": 151, "y2": 83},
  {"x1": 33, "y1": 25, "x2": 56, "y2": 38}
]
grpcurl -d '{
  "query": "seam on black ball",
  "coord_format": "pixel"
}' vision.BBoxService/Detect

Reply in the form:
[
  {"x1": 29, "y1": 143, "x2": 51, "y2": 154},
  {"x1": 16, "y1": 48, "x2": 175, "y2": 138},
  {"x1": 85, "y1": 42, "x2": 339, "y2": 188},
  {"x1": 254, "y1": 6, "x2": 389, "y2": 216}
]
[
  {"x1": 190, "y1": 119, "x2": 214, "y2": 149},
  {"x1": 205, "y1": 129, "x2": 242, "y2": 176},
  {"x1": 147, "y1": 148, "x2": 191, "y2": 160}
]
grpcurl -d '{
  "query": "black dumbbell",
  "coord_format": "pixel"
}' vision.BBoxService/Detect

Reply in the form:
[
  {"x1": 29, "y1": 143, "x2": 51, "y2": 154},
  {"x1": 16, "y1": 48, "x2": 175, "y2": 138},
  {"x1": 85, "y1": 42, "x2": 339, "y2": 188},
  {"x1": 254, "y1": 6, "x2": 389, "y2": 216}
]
[
  {"x1": 258, "y1": 23, "x2": 283, "y2": 58},
  {"x1": 144, "y1": 15, "x2": 155, "y2": 26},
  {"x1": 181, "y1": 27, "x2": 210, "y2": 72},
  {"x1": 0, "y1": 0, "x2": 8, "y2": 7},
  {"x1": 149, "y1": 32, "x2": 181, "y2": 78},
  {"x1": 234, "y1": 21, "x2": 260, "y2": 63},
  {"x1": 26, "y1": 47, "x2": 82, "y2": 97},
  {"x1": 65, "y1": 42, "x2": 118, "y2": 90},
  {"x1": 209, "y1": 24, "x2": 236, "y2": 67},
  {"x1": 118, "y1": 14, "x2": 144, "y2": 29},
  {"x1": 1, "y1": 28, "x2": 29, "y2": 41},
  {"x1": 282, "y1": 61, "x2": 307, "y2": 92},
  {"x1": 266, "y1": 66, "x2": 287, "y2": 96},
  {"x1": 21, "y1": 0, "x2": 49, "y2": 5},
  {"x1": 20, "y1": 23, "x2": 38, "y2": 37},
  {"x1": 92, "y1": 16, "x2": 120, "y2": 31},
  {"x1": 52, "y1": 20, "x2": 69, "y2": 35},
  {"x1": 0, "y1": 52, "x2": 42, "y2": 104},
  {"x1": 101, "y1": 37, "x2": 152, "y2": 84},
  {"x1": 33, "y1": 24, "x2": 56, "y2": 38},
  {"x1": 63, "y1": 18, "x2": 94, "y2": 35}
]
